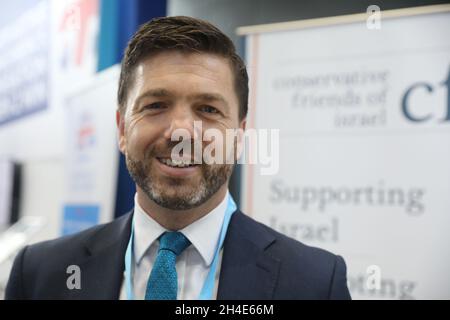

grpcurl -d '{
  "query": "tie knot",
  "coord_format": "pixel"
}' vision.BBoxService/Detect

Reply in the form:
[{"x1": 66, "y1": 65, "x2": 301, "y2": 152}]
[{"x1": 158, "y1": 232, "x2": 191, "y2": 256}]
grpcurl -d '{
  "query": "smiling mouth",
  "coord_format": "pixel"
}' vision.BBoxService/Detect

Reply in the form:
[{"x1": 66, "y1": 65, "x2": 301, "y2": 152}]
[{"x1": 156, "y1": 157, "x2": 200, "y2": 168}]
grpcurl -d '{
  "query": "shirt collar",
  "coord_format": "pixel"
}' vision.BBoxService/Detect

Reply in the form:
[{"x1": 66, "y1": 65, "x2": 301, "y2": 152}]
[{"x1": 133, "y1": 190, "x2": 230, "y2": 267}]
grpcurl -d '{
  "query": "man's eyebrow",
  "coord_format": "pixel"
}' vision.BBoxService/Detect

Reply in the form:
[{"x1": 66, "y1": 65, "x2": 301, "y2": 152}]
[
  {"x1": 134, "y1": 89, "x2": 230, "y2": 110},
  {"x1": 134, "y1": 88, "x2": 174, "y2": 108},
  {"x1": 191, "y1": 93, "x2": 229, "y2": 110}
]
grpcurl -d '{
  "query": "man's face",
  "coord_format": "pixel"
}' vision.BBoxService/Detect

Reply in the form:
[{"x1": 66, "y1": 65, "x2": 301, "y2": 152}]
[{"x1": 117, "y1": 51, "x2": 245, "y2": 210}]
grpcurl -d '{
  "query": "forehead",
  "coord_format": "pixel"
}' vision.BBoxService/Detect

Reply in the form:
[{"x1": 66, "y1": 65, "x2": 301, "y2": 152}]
[{"x1": 133, "y1": 51, "x2": 235, "y2": 90}]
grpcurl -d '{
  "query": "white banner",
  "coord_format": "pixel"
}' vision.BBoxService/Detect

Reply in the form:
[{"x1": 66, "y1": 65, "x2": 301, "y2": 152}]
[
  {"x1": 62, "y1": 65, "x2": 120, "y2": 235},
  {"x1": 240, "y1": 6, "x2": 450, "y2": 299}
]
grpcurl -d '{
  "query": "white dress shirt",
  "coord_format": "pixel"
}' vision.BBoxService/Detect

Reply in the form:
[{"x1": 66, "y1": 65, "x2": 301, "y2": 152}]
[{"x1": 119, "y1": 190, "x2": 229, "y2": 300}]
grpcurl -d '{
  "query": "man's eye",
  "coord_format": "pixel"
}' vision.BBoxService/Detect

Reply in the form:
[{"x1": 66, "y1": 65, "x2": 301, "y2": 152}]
[
  {"x1": 144, "y1": 102, "x2": 166, "y2": 110},
  {"x1": 200, "y1": 105, "x2": 219, "y2": 114}
]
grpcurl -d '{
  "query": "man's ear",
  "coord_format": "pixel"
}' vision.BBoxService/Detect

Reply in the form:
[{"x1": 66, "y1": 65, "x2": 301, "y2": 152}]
[{"x1": 116, "y1": 109, "x2": 126, "y2": 154}]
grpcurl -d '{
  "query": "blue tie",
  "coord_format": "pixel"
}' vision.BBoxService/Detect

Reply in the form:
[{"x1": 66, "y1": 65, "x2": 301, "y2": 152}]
[{"x1": 145, "y1": 232, "x2": 191, "y2": 300}]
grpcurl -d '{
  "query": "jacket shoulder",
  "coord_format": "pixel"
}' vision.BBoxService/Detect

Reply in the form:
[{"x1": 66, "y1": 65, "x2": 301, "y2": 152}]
[
  {"x1": 234, "y1": 210, "x2": 339, "y2": 261},
  {"x1": 5, "y1": 213, "x2": 132, "y2": 299},
  {"x1": 234, "y1": 211, "x2": 350, "y2": 299}
]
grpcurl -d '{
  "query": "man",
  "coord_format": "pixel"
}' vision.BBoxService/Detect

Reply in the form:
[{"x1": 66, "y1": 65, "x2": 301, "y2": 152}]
[{"x1": 6, "y1": 16, "x2": 351, "y2": 300}]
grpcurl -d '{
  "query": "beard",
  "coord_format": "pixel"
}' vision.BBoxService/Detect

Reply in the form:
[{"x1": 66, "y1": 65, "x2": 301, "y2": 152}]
[{"x1": 125, "y1": 141, "x2": 234, "y2": 210}]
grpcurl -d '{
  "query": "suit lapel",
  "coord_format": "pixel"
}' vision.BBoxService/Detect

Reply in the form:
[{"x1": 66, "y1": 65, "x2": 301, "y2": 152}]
[
  {"x1": 69, "y1": 212, "x2": 133, "y2": 299},
  {"x1": 217, "y1": 211, "x2": 280, "y2": 300}
]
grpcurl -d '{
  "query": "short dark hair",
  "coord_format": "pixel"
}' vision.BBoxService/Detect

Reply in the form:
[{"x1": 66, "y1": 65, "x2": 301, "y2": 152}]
[{"x1": 118, "y1": 16, "x2": 248, "y2": 120}]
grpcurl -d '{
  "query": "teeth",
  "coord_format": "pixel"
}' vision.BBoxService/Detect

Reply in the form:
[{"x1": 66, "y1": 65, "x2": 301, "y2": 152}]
[{"x1": 159, "y1": 158, "x2": 194, "y2": 168}]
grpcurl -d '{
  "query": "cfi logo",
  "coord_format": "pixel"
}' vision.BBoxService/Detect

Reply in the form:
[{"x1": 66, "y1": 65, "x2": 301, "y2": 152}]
[{"x1": 401, "y1": 66, "x2": 450, "y2": 123}]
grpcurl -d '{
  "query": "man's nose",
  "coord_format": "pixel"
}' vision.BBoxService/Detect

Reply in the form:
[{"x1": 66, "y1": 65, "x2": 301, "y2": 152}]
[{"x1": 163, "y1": 106, "x2": 201, "y2": 141}]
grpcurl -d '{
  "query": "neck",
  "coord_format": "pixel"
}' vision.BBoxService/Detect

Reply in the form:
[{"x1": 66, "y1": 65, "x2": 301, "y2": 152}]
[{"x1": 136, "y1": 185, "x2": 228, "y2": 231}]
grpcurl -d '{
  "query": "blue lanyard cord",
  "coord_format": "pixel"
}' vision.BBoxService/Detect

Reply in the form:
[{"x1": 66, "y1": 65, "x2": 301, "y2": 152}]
[
  {"x1": 124, "y1": 221, "x2": 135, "y2": 300},
  {"x1": 124, "y1": 194, "x2": 237, "y2": 300},
  {"x1": 198, "y1": 195, "x2": 236, "y2": 300}
]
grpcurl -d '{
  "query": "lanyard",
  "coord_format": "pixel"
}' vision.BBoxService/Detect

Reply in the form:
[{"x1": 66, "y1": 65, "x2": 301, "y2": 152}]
[{"x1": 124, "y1": 193, "x2": 237, "y2": 300}]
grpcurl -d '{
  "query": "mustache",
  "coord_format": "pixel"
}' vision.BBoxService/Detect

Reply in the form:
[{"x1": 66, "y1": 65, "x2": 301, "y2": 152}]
[{"x1": 145, "y1": 139, "x2": 203, "y2": 160}]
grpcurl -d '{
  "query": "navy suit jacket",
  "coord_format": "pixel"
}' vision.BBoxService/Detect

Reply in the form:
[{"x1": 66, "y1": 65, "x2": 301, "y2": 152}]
[{"x1": 5, "y1": 209, "x2": 351, "y2": 299}]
